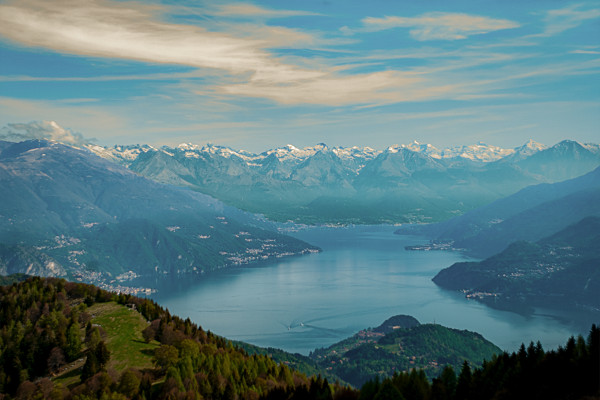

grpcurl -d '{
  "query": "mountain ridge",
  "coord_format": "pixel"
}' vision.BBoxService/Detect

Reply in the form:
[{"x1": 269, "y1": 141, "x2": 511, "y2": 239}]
[
  {"x1": 0, "y1": 139, "x2": 319, "y2": 290},
  {"x1": 87, "y1": 139, "x2": 557, "y2": 166},
  {"x1": 432, "y1": 216, "x2": 600, "y2": 313},
  {"x1": 396, "y1": 166, "x2": 600, "y2": 257},
  {"x1": 85, "y1": 139, "x2": 600, "y2": 225}
]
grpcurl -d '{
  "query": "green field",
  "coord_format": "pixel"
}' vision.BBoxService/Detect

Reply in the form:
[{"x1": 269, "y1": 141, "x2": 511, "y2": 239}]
[
  {"x1": 88, "y1": 302, "x2": 159, "y2": 371},
  {"x1": 53, "y1": 301, "x2": 159, "y2": 387}
]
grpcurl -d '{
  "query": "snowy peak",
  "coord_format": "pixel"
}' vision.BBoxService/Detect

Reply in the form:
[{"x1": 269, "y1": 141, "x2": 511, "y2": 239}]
[
  {"x1": 262, "y1": 144, "x2": 319, "y2": 162},
  {"x1": 440, "y1": 142, "x2": 514, "y2": 162},
  {"x1": 515, "y1": 139, "x2": 547, "y2": 154},
  {"x1": 505, "y1": 140, "x2": 548, "y2": 161},
  {"x1": 401, "y1": 141, "x2": 443, "y2": 159},
  {"x1": 85, "y1": 143, "x2": 155, "y2": 165},
  {"x1": 386, "y1": 141, "x2": 526, "y2": 162},
  {"x1": 86, "y1": 139, "x2": 595, "y2": 170},
  {"x1": 172, "y1": 143, "x2": 258, "y2": 161}
]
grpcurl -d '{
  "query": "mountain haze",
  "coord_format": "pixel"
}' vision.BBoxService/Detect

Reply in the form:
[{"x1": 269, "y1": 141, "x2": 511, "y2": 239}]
[
  {"x1": 396, "y1": 167, "x2": 600, "y2": 257},
  {"x1": 0, "y1": 139, "x2": 318, "y2": 288},
  {"x1": 88, "y1": 139, "x2": 600, "y2": 224}
]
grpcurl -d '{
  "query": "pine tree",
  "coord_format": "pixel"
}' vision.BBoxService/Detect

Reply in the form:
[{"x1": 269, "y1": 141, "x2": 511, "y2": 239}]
[
  {"x1": 64, "y1": 322, "x2": 82, "y2": 361},
  {"x1": 455, "y1": 361, "x2": 472, "y2": 400}
]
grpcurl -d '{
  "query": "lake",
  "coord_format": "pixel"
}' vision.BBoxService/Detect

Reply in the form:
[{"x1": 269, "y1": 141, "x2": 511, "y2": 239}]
[{"x1": 144, "y1": 225, "x2": 595, "y2": 355}]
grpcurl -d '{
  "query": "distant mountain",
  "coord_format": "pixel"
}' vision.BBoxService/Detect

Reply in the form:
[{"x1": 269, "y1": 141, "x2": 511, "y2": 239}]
[
  {"x1": 396, "y1": 167, "x2": 600, "y2": 257},
  {"x1": 86, "y1": 139, "x2": 599, "y2": 224},
  {"x1": 309, "y1": 315, "x2": 500, "y2": 387},
  {"x1": 513, "y1": 140, "x2": 600, "y2": 182},
  {"x1": 432, "y1": 217, "x2": 600, "y2": 312},
  {"x1": 0, "y1": 140, "x2": 318, "y2": 288},
  {"x1": 499, "y1": 139, "x2": 548, "y2": 163}
]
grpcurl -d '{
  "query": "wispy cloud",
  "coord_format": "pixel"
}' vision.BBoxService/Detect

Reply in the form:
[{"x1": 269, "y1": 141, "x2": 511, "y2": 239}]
[
  {"x1": 0, "y1": 0, "x2": 595, "y2": 112},
  {"x1": 0, "y1": 0, "x2": 277, "y2": 75},
  {"x1": 361, "y1": 12, "x2": 520, "y2": 41},
  {"x1": 211, "y1": 3, "x2": 320, "y2": 18},
  {"x1": 536, "y1": 4, "x2": 600, "y2": 37},
  {"x1": 0, "y1": 0, "x2": 466, "y2": 106},
  {"x1": 571, "y1": 50, "x2": 600, "y2": 55},
  {"x1": 0, "y1": 0, "x2": 335, "y2": 101},
  {"x1": 0, "y1": 120, "x2": 94, "y2": 145}
]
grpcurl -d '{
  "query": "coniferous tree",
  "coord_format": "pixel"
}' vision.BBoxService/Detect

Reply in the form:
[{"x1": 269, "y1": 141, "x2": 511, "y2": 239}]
[
  {"x1": 64, "y1": 322, "x2": 82, "y2": 361},
  {"x1": 373, "y1": 380, "x2": 404, "y2": 400},
  {"x1": 454, "y1": 361, "x2": 472, "y2": 400}
]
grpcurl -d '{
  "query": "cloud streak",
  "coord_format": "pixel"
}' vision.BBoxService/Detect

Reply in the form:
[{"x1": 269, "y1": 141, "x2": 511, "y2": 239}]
[
  {"x1": 537, "y1": 4, "x2": 600, "y2": 37},
  {"x1": 0, "y1": 0, "x2": 471, "y2": 106},
  {"x1": 222, "y1": 70, "x2": 457, "y2": 106},
  {"x1": 362, "y1": 12, "x2": 520, "y2": 40},
  {"x1": 0, "y1": 0, "x2": 593, "y2": 112},
  {"x1": 211, "y1": 3, "x2": 321, "y2": 18},
  {"x1": 0, "y1": 0, "x2": 276, "y2": 75}
]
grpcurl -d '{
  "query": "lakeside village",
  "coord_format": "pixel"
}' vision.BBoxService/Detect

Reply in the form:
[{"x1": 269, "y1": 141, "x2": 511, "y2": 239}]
[
  {"x1": 70, "y1": 230, "x2": 319, "y2": 295},
  {"x1": 313, "y1": 328, "x2": 440, "y2": 373},
  {"x1": 404, "y1": 240, "x2": 464, "y2": 251},
  {"x1": 72, "y1": 269, "x2": 156, "y2": 296}
]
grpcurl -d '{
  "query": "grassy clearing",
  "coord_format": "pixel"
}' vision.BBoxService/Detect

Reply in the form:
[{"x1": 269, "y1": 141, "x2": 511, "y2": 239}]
[
  {"x1": 89, "y1": 302, "x2": 159, "y2": 372},
  {"x1": 53, "y1": 301, "x2": 159, "y2": 387}
]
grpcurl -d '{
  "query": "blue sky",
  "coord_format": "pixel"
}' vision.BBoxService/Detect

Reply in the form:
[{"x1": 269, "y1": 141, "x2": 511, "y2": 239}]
[{"x1": 0, "y1": 0, "x2": 598, "y2": 151}]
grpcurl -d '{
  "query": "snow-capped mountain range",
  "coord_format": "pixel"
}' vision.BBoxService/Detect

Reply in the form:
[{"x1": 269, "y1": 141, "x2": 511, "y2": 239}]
[
  {"x1": 82, "y1": 138, "x2": 600, "y2": 225},
  {"x1": 86, "y1": 140, "x2": 552, "y2": 170}
]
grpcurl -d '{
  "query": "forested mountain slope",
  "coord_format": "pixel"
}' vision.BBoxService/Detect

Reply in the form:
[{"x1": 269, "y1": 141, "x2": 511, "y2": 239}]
[
  {"x1": 0, "y1": 140, "x2": 318, "y2": 289},
  {"x1": 432, "y1": 217, "x2": 600, "y2": 313}
]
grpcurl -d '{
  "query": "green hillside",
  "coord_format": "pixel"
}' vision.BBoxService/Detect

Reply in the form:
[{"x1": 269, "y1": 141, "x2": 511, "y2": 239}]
[
  {"x1": 0, "y1": 277, "x2": 338, "y2": 399},
  {"x1": 309, "y1": 316, "x2": 500, "y2": 387}
]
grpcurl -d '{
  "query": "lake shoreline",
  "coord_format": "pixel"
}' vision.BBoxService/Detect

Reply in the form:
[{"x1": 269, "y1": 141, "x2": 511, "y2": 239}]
[{"x1": 143, "y1": 225, "x2": 593, "y2": 355}]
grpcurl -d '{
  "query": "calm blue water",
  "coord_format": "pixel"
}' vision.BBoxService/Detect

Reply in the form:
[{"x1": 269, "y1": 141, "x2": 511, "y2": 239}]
[{"x1": 144, "y1": 225, "x2": 595, "y2": 355}]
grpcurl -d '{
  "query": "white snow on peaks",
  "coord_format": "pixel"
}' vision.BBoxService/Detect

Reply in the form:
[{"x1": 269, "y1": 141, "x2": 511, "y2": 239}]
[
  {"x1": 85, "y1": 144, "x2": 155, "y2": 164},
  {"x1": 84, "y1": 138, "x2": 556, "y2": 166},
  {"x1": 513, "y1": 140, "x2": 548, "y2": 156},
  {"x1": 176, "y1": 143, "x2": 258, "y2": 161},
  {"x1": 582, "y1": 143, "x2": 600, "y2": 154},
  {"x1": 401, "y1": 141, "x2": 443, "y2": 158},
  {"x1": 263, "y1": 144, "x2": 323, "y2": 162},
  {"x1": 177, "y1": 143, "x2": 202, "y2": 151},
  {"x1": 333, "y1": 146, "x2": 379, "y2": 160},
  {"x1": 447, "y1": 142, "x2": 515, "y2": 162}
]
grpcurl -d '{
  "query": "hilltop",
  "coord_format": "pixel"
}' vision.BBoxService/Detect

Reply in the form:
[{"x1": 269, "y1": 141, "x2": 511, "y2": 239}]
[{"x1": 309, "y1": 315, "x2": 500, "y2": 387}]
